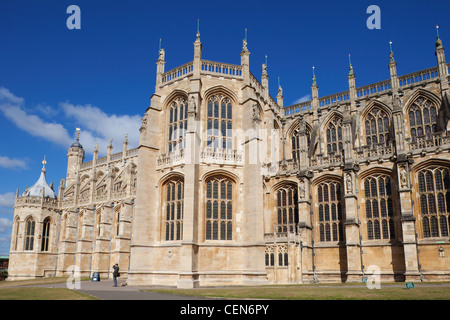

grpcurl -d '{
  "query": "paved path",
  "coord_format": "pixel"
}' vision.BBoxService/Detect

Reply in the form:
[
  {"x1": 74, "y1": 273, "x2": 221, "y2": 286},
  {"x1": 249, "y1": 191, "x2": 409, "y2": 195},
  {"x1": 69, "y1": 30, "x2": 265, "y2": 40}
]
[{"x1": 29, "y1": 279, "x2": 212, "y2": 300}]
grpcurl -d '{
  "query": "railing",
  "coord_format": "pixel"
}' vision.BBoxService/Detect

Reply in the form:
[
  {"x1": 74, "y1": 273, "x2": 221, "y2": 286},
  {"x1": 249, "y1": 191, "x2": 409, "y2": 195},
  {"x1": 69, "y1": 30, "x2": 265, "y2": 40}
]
[
  {"x1": 319, "y1": 90, "x2": 350, "y2": 107},
  {"x1": 282, "y1": 64, "x2": 444, "y2": 116},
  {"x1": 398, "y1": 66, "x2": 439, "y2": 87},
  {"x1": 15, "y1": 196, "x2": 58, "y2": 207},
  {"x1": 407, "y1": 132, "x2": 450, "y2": 151},
  {"x1": 356, "y1": 143, "x2": 394, "y2": 159},
  {"x1": 262, "y1": 159, "x2": 298, "y2": 176},
  {"x1": 157, "y1": 150, "x2": 185, "y2": 166},
  {"x1": 264, "y1": 231, "x2": 300, "y2": 243},
  {"x1": 310, "y1": 152, "x2": 343, "y2": 167},
  {"x1": 356, "y1": 79, "x2": 391, "y2": 98},
  {"x1": 79, "y1": 147, "x2": 139, "y2": 171},
  {"x1": 284, "y1": 101, "x2": 312, "y2": 116},
  {"x1": 162, "y1": 61, "x2": 193, "y2": 84},
  {"x1": 201, "y1": 60, "x2": 242, "y2": 78},
  {"x1": 200, "y1": 148, "x2": 242, "y2": 163}
]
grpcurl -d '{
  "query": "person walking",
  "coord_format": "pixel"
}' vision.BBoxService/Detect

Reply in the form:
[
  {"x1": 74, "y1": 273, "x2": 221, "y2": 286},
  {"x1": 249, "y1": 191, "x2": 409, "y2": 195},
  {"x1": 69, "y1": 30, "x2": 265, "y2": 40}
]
[{"x1": 112, "y1": 263, "x2": 120, "y2": 287}]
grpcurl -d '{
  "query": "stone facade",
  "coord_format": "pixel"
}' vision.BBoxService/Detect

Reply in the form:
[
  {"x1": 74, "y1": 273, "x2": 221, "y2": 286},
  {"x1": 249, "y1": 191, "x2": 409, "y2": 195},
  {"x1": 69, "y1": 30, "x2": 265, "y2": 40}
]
[{"x1": 7, "y1": 31, "x2": 450, "y2": 286}]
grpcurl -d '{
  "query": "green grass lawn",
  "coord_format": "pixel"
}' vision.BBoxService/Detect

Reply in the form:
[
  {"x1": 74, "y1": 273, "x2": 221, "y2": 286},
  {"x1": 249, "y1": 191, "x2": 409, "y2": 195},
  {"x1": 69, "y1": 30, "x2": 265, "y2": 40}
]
[
  {"x1": 0, "y1": 287, "x2": 99, "y2": 300},
  {"x1": 149, "y1": 283, "x2": 450, "y2": 300},
  {"x1": 0, "y1": 277, "x2": 99, "y2": 300}
]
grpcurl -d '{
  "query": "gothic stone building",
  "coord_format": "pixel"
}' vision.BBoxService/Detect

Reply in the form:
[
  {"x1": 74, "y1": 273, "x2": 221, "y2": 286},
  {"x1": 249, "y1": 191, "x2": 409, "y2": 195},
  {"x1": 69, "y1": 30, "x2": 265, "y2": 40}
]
[{"x1": 7, "y1": 31, "x2": 450, "y2": 287}]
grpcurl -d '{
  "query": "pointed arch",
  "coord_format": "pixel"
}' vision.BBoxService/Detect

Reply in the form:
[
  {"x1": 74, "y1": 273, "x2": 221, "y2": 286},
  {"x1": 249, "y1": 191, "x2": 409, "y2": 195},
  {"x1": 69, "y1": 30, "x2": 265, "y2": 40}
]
[
  {"x1": 312, "y1": 174, "x2": 345, "y2": 242},
  {"x1": 272, "y1": 180, "x2": 299, "y2": 233},
  {"x1": 24, "y1": 216, "x2": 36, "y2": 251},
  {"x1": 404, "y1": 89, "x2": 441, "y2": 142},
  {"x1": 320, "y1": 111, "x2": 344, "y2": 155},
  {"x1": 203, "y1": 170, "x2": 235, "y2": 241},
  {"x1": 162, "y1": 89, "x2": 189, "y2": 111},
  {"x1": 203, "y1": 85, "x2": 239, "y2": 106},
  {"x1": 403, "y1": 88, "x2": 441, "y2": 114},
  {"x1": 361, "y1": 102, "x2": 392, "y2": 148}
]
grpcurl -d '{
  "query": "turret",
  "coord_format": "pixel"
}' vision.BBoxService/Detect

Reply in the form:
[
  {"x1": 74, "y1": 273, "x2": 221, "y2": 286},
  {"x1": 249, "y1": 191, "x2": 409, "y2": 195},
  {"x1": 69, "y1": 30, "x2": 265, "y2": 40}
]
[
  {"x1": 66, "y1": 128, "x2": 84, "y2": 187},
  {"x1": 435, "y1": 26, "x2": 449, "y2": 91},
  {"x1": 311, "y1": 66, "x2": 319, "y2": 111},
  {"x1": 277, "y1": 77, "x2": 284, "y2": 108},
  {"x1": 155, "y1": 38, "x2": 166, "y2": 88},
  {"x1": 240, "y1": 29, "x2": 250, "y2": 82}
]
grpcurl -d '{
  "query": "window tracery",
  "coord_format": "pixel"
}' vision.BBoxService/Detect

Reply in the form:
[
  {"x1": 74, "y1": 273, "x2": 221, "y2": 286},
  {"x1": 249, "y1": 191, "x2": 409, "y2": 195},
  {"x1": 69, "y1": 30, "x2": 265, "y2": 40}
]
[
  {"x1": 326, "y1": 116, "x2": 343, "y2": 154},
  {"x1": 292, "y1": 130, "x2": 311, "y2": 163},
  {"x1": 25, "y1": 217, "x2": 35, "y2": 251},
  {"x1": 408, "y1": 96, "x2": 438, "y2": 142},
  {"x1": 205, "y1": 177, "x2": 233, "y2": 240},
  {"x1": 417, "y1": 167, "x2": 450, "y2": 238},
  {"x1": 364, "y1": 175, "x2": 395, "y2": 240},
  {"x1": 364, "y1": 107, "x2": 390, "y2": 147},
  {"x1": 275, "y1": 185, "x2": 298, "y2": 233},
  {"x1": 168, "y1": 97, "x2": 188, "y2": 153},
  {"x1": 207, "y1": 95, "x2": 233, "y2": 151},
  {"x1": 164, "y1": 179, "x2": 184, "y2": 241},
  {"x1": 317, "y1": 181, "x2": 344, "y2": 242}
]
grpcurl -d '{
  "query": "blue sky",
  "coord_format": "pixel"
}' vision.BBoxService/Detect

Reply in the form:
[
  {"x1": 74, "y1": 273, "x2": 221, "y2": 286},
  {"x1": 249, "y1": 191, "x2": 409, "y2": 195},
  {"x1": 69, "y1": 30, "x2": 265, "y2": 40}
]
[{"x1": 0, "y1": 0, "x2": 449, "y2": 255}]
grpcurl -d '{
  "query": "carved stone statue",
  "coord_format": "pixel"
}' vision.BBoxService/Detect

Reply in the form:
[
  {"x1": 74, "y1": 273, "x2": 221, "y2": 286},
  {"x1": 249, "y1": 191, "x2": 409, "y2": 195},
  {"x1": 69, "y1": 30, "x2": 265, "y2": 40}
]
[
  {"x1": 346, "y1": 173, "x2": 352, "y2": 194},
  {"x1": 188, "y1": 96, "x2": 197, "y2": 115},
  {"x1": 299, "y1": 179, "x2": 306, "y2": 199},
  {"x1": 400, "y1": 166, "x2": 408, "y2": 188},
  {"x1": 158, "y1": 48, "x2": 165, "y2": 61}
]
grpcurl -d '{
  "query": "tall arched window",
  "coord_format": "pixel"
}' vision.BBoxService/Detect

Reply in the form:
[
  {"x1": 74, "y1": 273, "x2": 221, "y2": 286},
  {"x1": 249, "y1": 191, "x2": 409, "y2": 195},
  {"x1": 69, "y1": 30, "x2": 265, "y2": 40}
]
[
  {"x1": 408, "y1": 96, "x2": 438, "y2": 142},
  {"x1": 317, "y1": 181, "x2": 344, "y2": 242},
  {"x1": 205, "y1": 177, "x2": 233, "y2": 240},
  {"x1": 292, "y1": 129, "x2": 311, "y2": 163},
  {"x1": 41, "y1": 217, "x2": 51, "y2": 252},
  {"x1": 25, "y1": 217, "x2": 35, "y2": 251},
  {"x1": 168, "y1": 97, "x2": 188, "y2": 153},
  {"x1": 13, "y1": 217, "x2": 19, "y2": 251},
  {"x1": 207, "y1": 95, "x2": 233, "y2": 151},
  {"x1": 265, "y1": 246, "x2": 275, "y2": 267},
  {"x1": 326, "y1": 116, "x2": 343, "y2": 154},
  {"x1": 364, "y1": 175, "x2": 395, "y2": 240},
  {"x1": 275, "y1": 185, "x2": 298, "y2": 233},
  {"x1": 364, "y1": 107, "x2": 390, "y2": 147},
  {"x1": 164, "y1": 179, "x2": 184, "y2": 241},
  {"x1": 418, "y1": 167, "x2": 450, "y2": 238}
]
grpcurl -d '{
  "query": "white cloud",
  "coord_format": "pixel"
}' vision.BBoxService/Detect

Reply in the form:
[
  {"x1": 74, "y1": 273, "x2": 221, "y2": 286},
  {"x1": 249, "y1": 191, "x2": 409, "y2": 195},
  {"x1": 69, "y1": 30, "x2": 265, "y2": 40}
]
[
  {"x1": 0, "y1": 87, "x2": 24, "y2": 105},
  {"x1": 0, "y1": 218, "x2": 12, "y2": 233},
  {"x1": 60, "y1": 102, "x2": 141, "y2": 154},
  {"x1": 0, "y1": 88, "x2": 73, "y2": 147},
  {"x1": 0, "y1": 155, "x2": 28, "y2": 169},
  {"x1": 293, "y1": 94, "x2": 312, "y2": 104},
  {"x1": 0, "y1": 192, "x2": 15, "y2": 208},
  {"x1": 0, "y1": 87, "x2": 141, "y2": 156}
]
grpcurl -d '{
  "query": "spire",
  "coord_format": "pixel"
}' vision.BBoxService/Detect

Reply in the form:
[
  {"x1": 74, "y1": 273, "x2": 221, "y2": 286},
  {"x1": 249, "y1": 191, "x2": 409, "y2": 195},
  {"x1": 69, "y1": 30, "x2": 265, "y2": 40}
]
[
  {"x1": 311, "y1": 66, "x2": 317, "y2": 88},
  {"x1": 195, "y1": 18, "x2": 201, "y2": 42},
  {"x1": 436, "y1": 25, "x2": 443, "y2": 49},
  {"x1": 22, "y1": 157, "x2": 57, "y2": 199},
  {"x1": 389, "y1": 41, "x2": 395, "y2": 64},
  {"x1": 156, "y1": 38, "x2": 166, "y2": 87},
  {"x1": 389, "y1": 41, "x2": 399, "y2": 90},
  {"x1": 242, "y1": 28, "x2": 249, "y2": 53},
  {"x1": 277, "y1": 76, "x2": 284, "y2": 108},
  {"x1": 193, "y1": 19, "x2": 202, "y2": 77},
  {"x1": 71, "y1": 128, "x2": 83, "y2": 149},
  {"x1": 41, "y1": 156, "x2": 47, "y2": 173},
  {"x1": 348, "y1": 54, "x2": 355, "y2": 78},
  {"x1": 240, "y1": 28, "x2": 250, "y2": 82}
]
